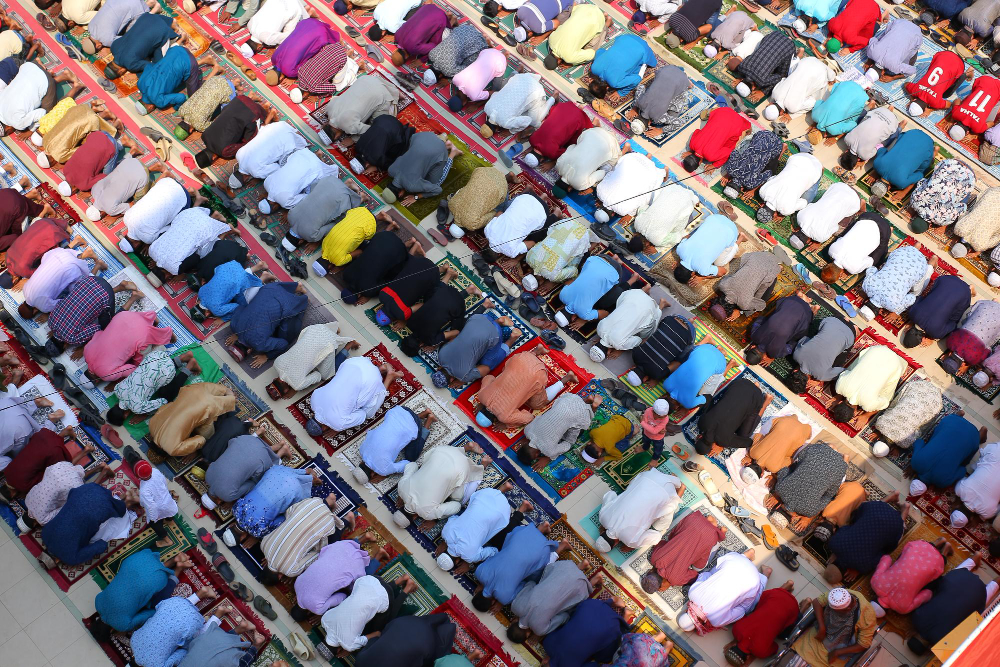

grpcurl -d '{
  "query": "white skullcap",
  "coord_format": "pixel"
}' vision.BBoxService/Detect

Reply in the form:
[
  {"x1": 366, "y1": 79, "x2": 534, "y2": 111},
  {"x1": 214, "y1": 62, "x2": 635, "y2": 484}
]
[
  {"x1": 865, "y1": 68, "x2": 879, "y2": 82},
  {"x1": 311, "y1": 260, "x2": 328, "y2": 278},
  {"x1": 282, "y1": 237, "x2": 298, "y2": 253},
  {"x1": 859, "y1": 305, "x2": 875, "y2": 320},
  {"x1": 513, "y1": 26, "x2": 527, "y2": 42},
  {"x1": 522, "y1": 274, "x2": 539, "y2": 291},
  {"x1": 677, "y1": 612, "x2": 695, "y2": 631},
  {"x1": 554, "y1": 310, "x2": 569, "y2": 327},
  {"x1": 57, "y1": 181, "x2": 71, "y2": 197},
  {"x1": 352, "y1": 467, "x2": 369, "y2": 484},
  {"x1": 793, "y1": 18, "x2": 807, "y2": 32},
  {"x1": 951, "y1": 242, "x2": 968, "y2": 258},
  {"x1": 740, "y1": 467, "x2": 760, "y2": 485},
  {"x1": 828, "y1": 587, "x2": 852, "y2": 609},
  {"x1": 290, "y1": 88, "x2": 303, "y2": 104},
  {"x1": 763, "y1": 104, "x2": 779, "y2": 121},
  {"x1": 317, "y1": 130, "x2": 332, "y2": 146},
  {"x1": 349, "y1": 158, "x2": 365, "y2": 174},
  {"x1": 989, "y1": 272, "x2": 1000, "y2": 287},
  {"x1": 631, "y1": 119, "x2": 646, "y2": 134},
  {"x1": 201, "y1": 493, "x2": 217, "y2": 510},
  {"x1": 950, "y1": 125, "x2": 968, "y2": 141},
  {"x1": 228, "y1": 174, "x2": 243, "y2": 190},
  {"x1": 580, "y1": 447, "x2": 599, "y2": 464},
  {"x1": 736, "y1": 82, "x2": 751, "y2": 98},
  {"x1": 86, "y1": 206, "x2": 102, "y2": 221},
  {"x1": 36, "y1": 153, "x2": 49, "y2": 169},
  {"x1": 437, "y1": 553, "x2": 455, "y2": 570},
  {"x1": 449, "y1": 223, "x2": 465, "y2": 238},
  {"x1": 653, "y1": 398, "x2": 669, "y2": 416},
  {"x1": 423, "y1": 69, "x2": 438, "y2": 86},
  {"x1": 30, "y1": 132, "x2": 42, "y2": 147},
  {"x1": 258, "y1": 199, "x2": 271, "y2": 214},
  {"x1": 595, "y1": 537, "x2": 612, "y2": 553},
  {"x1": 974, "y1": 371, "x2": 990, "y2": 388},
  {"x1": 909, "y1": 479, "x2": 927, "y2": 497},
  {"x1": 872, "y1": 441, "x2": 889, "y2": 457},
  {"x1": 908, "y1": 101, "x2": 924, "y2": 116},
  {"x1": 951, "y1": 510, "x2": 969, "y2": 528},
  {"x1": 221, "y1": 528, "x2": 237, "y2": 547},
  {"x1": 118, "y1": 238, "x2": 134, "y2": 254},
  {"x1": 392, "y1": 510, "x2": 411, "y2": 528},
  {"x1": 239, "y1": 43, "x2": 254, "y2": 59},
  {"x1": 589, "y1": 345, "x2": 607, "y2": 362},
  {"x1": 595, "y1": 209, "x2": 610, "y2": 223},
  {"x1": 703, "y1": 44, "x2": 718, "y2": 58},
  {"x1": 523, "y1": 153, "x2": 539, "y2": 168},
  {"x1": 626, "y1": 370, "x2": 642, "y2": 386}
]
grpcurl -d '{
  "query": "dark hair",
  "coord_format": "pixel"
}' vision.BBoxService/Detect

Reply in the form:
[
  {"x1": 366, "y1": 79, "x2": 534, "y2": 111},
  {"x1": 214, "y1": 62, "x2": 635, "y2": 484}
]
[
  {"x1": 744, "y1": 346, "x2": 763, "y2": 366},
  {"x1": 627, "y1": 235, "x2": 647, "y2": 254},
  {"x1": 507, "y1": 624, "x2": 529, "y2": 643},
  {"x1": 682, "y1": 154, "x2": 700, "y2": 172},
  {"x1": 640, "y1": 570, "x2": 663, "y2": 594},
  {"x1": 516, "y1": 445, "x2": 537, "y2": 465},
  {"x1": 259, "y1": 569, "x2": 280, "y2": 586},
  {"x1": 483, "y1": 0, "x2": 499, "y2": 15},
  {"x1": 956, "y1": 28, "x2": 973, "y2": 46},
  {"x1": 400, "y1": 335, "x2": 421, "y2": 357},
  {"x1": 839, "y1": 151, "x2": 859, "y2": 171},
  {"x1": 902, "y1": 326, "x2": 924, "y2": 349},
  {"x1": 788, "y1": 370, "x2": 808, "y2": 394},
  {"x1": 830, "y1": 402, "x2": 855, "y2": 423},
  {"x1": 195, "y1": 150, "x2": 214, "y2": 169},
  {"x1": 989, "y1": 537, "x2": 1000, "y2": 559},
  {"x1": 583, "y1": 444, "x2": 601, "y2": 461},
  {"x1": 289, "y1": 605, "x2": 312, "y2": 622},
  {"x1": 673, "y1": 264, "x2": 693, "y2": 284},
  {"x1": 588, "y1": 78, "x2": 609, "y2": 99},
  {"x1": 367, "y1": 25, "x2": 384, "y2": 41},
  {"x1": 88, "y1": 617, "x2": 113, "y2": 643},
  {"x1": 472, "y1": 592, "x2": 493, "y2": 612},
  {"x1": 106, "y1": 405, "x2": 126, "y2": 427},
  {"x1": 17, "y1": 302, "x2": 36, "y2": 319},
  {"x1": 907, "y1": 638, "x2": 928, "y2": 656}
]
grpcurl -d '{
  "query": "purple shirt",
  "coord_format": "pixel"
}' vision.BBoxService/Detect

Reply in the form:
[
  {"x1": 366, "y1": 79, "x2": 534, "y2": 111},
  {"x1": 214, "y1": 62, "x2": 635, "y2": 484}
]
[
  {"x1": 396, "y1": 4, "x2": 450, "y2": 58},
  {"x1": 293, "y1": 539, "x2": 371, "y2": 615},
  {"x1": 272, "y1": 18, "x2": 340, "y2": 78},
  {"x1": 22, "y1": 247, "x2": 91, "y2": 313}
]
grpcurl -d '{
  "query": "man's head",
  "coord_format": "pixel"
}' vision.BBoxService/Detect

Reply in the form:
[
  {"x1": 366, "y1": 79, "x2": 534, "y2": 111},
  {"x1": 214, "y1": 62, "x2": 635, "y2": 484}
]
[
  {"x1": 673, "y1": 264, "x2": 693, "y2": 285},
  {"x1": 483, "y1": 0, "x2": 499, "y2": 16},
  {"x1": 744, "y1": 346, "x2": 763, "y2": 366},
  {"x1": 588, "y1": 78, "x2": 609, "y2": 100},
  {"x1": 820, "y1": 263, "x2": 843, "y2": 284},
  {"x1": 830, "y1": 401, "x2": 855, "y2": 423},
  {"x1": 901, "y1": 326, "x2": 924, "y2": 349},
  {"x1": 368, "y1": 25, "x2": 384, "y2": 41},
  {"x1": 628, "y1": 234, "x2": 650, "y2": 254},
  {"x1": 289, "y1": 605, "x2": 312, "y2": 622},
  {"x1": 955, "y1": 28, "x2": 973, "y2": 46},
  {"x1": 472, "y1": 592, "x2": 493, "y2": 612},
  {"x1": 788, "y1": 370, "x2": 808, "y2": 394},
  {"x1": 391, "y1": 50, "x2": 407, "y2": 67},
  {"x1": 682, "y1": 154, "x2": 700, "y2": 173},
  {"x1": 581, "y1": 444, "x2": 601, "y2": 463},
  {"x1": 195, "y1": 150, "x2": 215, "y2": 169},
  {"x1": 516, "y1": 444, "x2": 540, "y2": 466},
  {"x1": 507, "y1": 624, "x2": 530, "y2": 643},
  {"x1": 106, "y1": 405, "x2": 126, "y2": 427},
  {"x1": 400, "y1": 335, "x2": 421, "y2": 357},
  {"x1": 17, "y1": 302, "x2": 37, "y2": 320},
  {"x1": 990, "y1": 537, "x2": 1000, "y2": 559},
  {"x1": 838, "y1": 151, "x2": 858, "y2": 171}
]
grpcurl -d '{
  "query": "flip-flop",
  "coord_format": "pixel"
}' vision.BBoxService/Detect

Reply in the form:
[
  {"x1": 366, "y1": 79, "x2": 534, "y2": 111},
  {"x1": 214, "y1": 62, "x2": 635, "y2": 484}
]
[
  {"x1": 717, "y1": 201, "x2": 737, "y2": 221},
  {"x1": 254, "y1": 596, "x2": 278, "y2": 620},
  {"x1": 471, "y1": 254, "x2": 492, "y2": 278},
  {"x1": 682, "y1": 460, "x2": 702, "y2": 474},
  {"x1": 100, "y1": 424, "x2": 124, "y2": 448},
  {"x1": 230, "y1": 581, "x2": 254, "y2": 601},
  {"x1": 98, "y1": 77, "x2": 116, "y2": 93},
  {"x1": 792, "y1": 263, "x2": 811, "y2": 284},
  {"x1": 671, "y1": 444, "x2": 689, "y2": 459},
  {"x1": 427, "y1": 227, "x2": 449, "y2": 245},
  {"x1": 193, "y1": 507, "x2": 210, "y2": 519},
  {"x1": 530, "y1": 316, "x2": 558, "y2": 331},
  {"x1": 288, "y1": 633, "x2": 313, "y2": 661},
  {"x1": 345, "y1": 26, "x2": 361, "y2": 38},
  {"x1": 834, "y1": 295, "x2": 857, "y2": 317},
  {"x1": 521, "y1": 292, "x2": 542, "y2": 314},
  {"x1": 756, "y1": 228, "x2": 778, "y2": 246},
  {"x1": 212, "y1": 553, "x2": 235, "y2": 581},
  {"x1": 181, "y1": 153, "x2": 197, "y2": 171},
  {"x1": 761, "y1": 524, "x2": 779, "y2": 549},
  {"x1": 198, "y1": 528, "x2": 218, "y2": 554},
  {"x1": 540, "y1": 330, "x2": 565, "y2": 349},
  {"x1": 776, "y1": 544, "x2": 800, "y2": 570},
  {"x1": 35, "y1": 13, "x2": 55, "y2": 30},
  {"x1": 728, "y1": 505, "x2": 751, "y2": 518},
  {"x1": 365, "y1": 44, "x2": 385, "y2": 62},
  {"x1": 812, "y1": 281, "x2": 836, "y2": 299}
]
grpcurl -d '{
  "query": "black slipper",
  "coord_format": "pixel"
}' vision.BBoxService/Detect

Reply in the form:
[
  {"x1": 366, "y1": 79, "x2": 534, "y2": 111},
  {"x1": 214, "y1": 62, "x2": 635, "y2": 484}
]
[
  {"x1": 259, "y1": 232, "x2": 278, "y2": 247},
  {"x1": 49, "y1": 363, "x2": 68, "y2": 389},
  {"x1": 776, "y1": 544, "x2": 799, "y2": 571},
  {"x1": 212, "y1": 553, "x2": 235, "y2": 582},
  {"x1": 198, "y1": 528, "x2": 218, "y2": 555},
  {"x1": 254, "y1": 596, "x2": 278, "y2": 620}
]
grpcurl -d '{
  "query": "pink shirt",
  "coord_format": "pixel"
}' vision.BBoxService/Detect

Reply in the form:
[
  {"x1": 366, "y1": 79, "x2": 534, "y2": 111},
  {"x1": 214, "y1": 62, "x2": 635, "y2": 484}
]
[
  {"x1": 452, "y1": 48, "x2": 507, "y2": 102},
  {"x1": 83, "y1": 310, "x2": 174, "y2": 381},
  {"x1": 870, "y1": 539, "x2": 944, "y2": 614},
  {"x1": 641, "y1": 407, "x2": 671, "y2": 440}
]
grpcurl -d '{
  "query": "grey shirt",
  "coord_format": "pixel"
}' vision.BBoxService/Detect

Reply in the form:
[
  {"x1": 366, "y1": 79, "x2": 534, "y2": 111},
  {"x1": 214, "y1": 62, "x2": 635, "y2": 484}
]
[
  {"x1": 635, "y1": 65, "x2": 688, "y2": 123},
  {"x1": 844, "y1": 108, "x2": 899, "y2": 161},
  {"x1": 961, "y1": 0, "x2": 1000, "y2": 36},
  {"x1": 88, "y1": 0, "x2": 147, "y2": 46},
  {"x1": 711, "y1": 10, "x2": 754, "y2": 49},
  {"x1": 204, "y1": 435, "x2": 280, "y2": 502},
  {"x1": 716, "y1": 251, "x2": 781, "y2": 313},
  {"x1": 510, "y1": 560, "x2": 593, "y2": 636},
  {"x1": 437, "y1": 314, "x2": 500, "y2": 383},
  {"x1": 177, "y1": 624, "x2": 251, "y2": 667},
  {"x1": 288, "y1": 175, "x2": 363, "y2": 242},
  {"x1": 523, "y1": 393, "x2": 594, "y2": 459},
  {"x1": 325, "y1": 75, "x2": 399, "y2": 137},
  {"x1": 91, "y1": 157, "x2": 149, "y2": 216},
  {"x1": 388, "y1": 132, "x2": 449, "y2": 196},
  {"x1": 792, "y1": 317, "x2": 855, "y2": 381}
]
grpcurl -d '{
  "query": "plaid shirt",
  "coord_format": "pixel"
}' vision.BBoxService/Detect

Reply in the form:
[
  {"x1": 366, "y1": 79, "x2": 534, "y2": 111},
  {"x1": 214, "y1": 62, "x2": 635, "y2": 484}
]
[
  {"x1": 736, "y1": 31, "x2": 794, "y2": 92},
  {"x1": 297, "y1": 43, "x2": 348, "y2": 95},
  {"x1": 48, "y1": 276, "x2": 114, "y2": 346}
]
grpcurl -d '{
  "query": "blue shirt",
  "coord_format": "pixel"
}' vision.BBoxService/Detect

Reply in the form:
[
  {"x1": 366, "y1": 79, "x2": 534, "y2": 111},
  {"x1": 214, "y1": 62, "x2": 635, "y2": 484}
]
[
  {"x1": 95, "y1": 549, "x2": 173, "y2": 632},
  {"x1": 360, "y1": 405, "x2": 419, "y2": 476},
  {"x1": 911, "y1": 414, "x2": 981, "y2": 488},
  {"x1": 812, "y1": 81, "x2": 868, "y2": 135},
  {"x1": 475, "y1": 524, "x2": 558, "y2": 604},
  {"x1": 41, "y1": 483, "x2": 127, "y2": 565},
  {"x1": 542, "y1": 599, "x2": 629, "y2": 667},
  {"x1": 138, "y1": 45, "x2": 192, "y2": 109},
  {"x1": 873, "y1": 129, "x2": 934, "y2": 189},
  {"x1": 906, "y1": 274, "x2": 972, "y2": 339},
  {"x1": 663, "y1": 344, "x2": 726, "y2": 408},
  {"x1": 590, "y1": 35, "x2": 657, "y2": 95},
  {"x1": 676, "y1": 214, "x2": 739, "y2": 277},
  {"x1": 110, "y1": 13, "x2": 178, "y2": 72},
  {"x1": 440, "y1": 488, "x2": 510, "y2": 563},
  {"x1": 559, "y1": 256, "x2": 619, "y2": 320},
  {"x1": 198, "y1": 261, "x2": 263, "y2": 320},
  {"x1": 232, "y1": 465, "x2": 313, "y2": 537},
  {"x1": 130, "y1": 597, "x2": 205, "y2": 667}
]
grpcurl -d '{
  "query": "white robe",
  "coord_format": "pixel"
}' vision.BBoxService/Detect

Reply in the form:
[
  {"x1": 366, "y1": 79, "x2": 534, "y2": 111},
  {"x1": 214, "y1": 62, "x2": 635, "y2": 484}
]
[
  {"x1": 247, "y1": 0, "x2": 309, "y2": 45},
  {"x1": 236, "y1": 121, "x2": 308, "y2": 180},
  {"x1": 311, "y1": 357, "x2": 387, "y2": 431},
  {"x1": 687, "y1": 552, "x2": 767, "y2": 627},
  {"x1": 598, "y1": 469, "x2": 682, "y2": 549},
  {"x1": 758, "y1": 153, "x2": 823, "y2": 216},
  {"x1": 770, "y1": 57, "x2": 834, "y2": 115},
  {"x1": 797, "y1": 182, "x2": 862, "y2": 243},
  {"x1": 263, "y1": 148, "x2": 339, "y2": 210},
  {"x1": 555, "y1": 127, "x2": 621, "y2": 192},
  {"x1": 596, "y1": 152, "x2": 666, "y2": 217},
  {"x1": 397, "y1": 446, "x2": 484, "y2": 521}
]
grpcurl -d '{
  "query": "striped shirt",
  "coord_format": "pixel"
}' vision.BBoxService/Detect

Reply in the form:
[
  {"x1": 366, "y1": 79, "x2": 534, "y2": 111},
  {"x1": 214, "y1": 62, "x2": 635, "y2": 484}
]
[
  {"x1": 260, "y1": 497, "x2": 343, "y2": 577},
  {"x1": 630, "y1": 315, "x2": 694, "y2": 381}
]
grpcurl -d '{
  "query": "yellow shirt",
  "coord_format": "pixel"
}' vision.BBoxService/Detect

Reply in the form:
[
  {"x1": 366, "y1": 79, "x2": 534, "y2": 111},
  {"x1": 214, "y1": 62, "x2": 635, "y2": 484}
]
[
  {"x1": 0, "y1": 32, "x2": 23, "y2": 61},
  {"x1": 589, "y1": 415, "x2": 633, "y2": 460},
  {"x1": 548, "y1": 4, "x2": 606, "y2": 65},
  {"x1": 38, "y1": 98, "x2": 77, "y2": 136},
  {"x1": 321, "y1": 207, "x2": 377, "y2": 267}
]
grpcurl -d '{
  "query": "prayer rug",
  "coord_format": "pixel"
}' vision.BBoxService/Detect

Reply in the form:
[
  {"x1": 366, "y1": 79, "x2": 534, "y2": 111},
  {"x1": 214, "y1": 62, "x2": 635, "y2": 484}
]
[
  {"x1": 758, "y1": 290, "x2": 848, "y2": 387},
  {"x1": 654, "y1": 3, "x2": 760, "y2": 71},
  {"x1": 453, "y1": 338, "x2": 595, "y2": 449},
  {"x1": 619, "y1": 81, "x2": 719, "y2": 150},
  {"x1": 681, "y1": 368, "x2": 790, "y2": 450},
  {"x1": 253, "y1": 640, "x2": 304, "y2": 667},
  {"x1": 923, "y1": 221, "x2": 997, "y2": 285},
  {"x1": 382, "y1": 147, "x2": 490, "y2": 224},
  {"x1": 630, "y1": 607, "x2": 703, "y2": 667},
  {"x1": 288, "y1": 343, "x2": 422, "y2": 454},
  {"x1": 650, "y1": 237, "x2": 766, "y2": 306},
  {"x1": 432, "y1": 596, "x2": 519, "y2": 667},
  {"x1": 912, "y1": 486, "x2": 1000, "y2": 574},
  {"x1": 801, "y1": 327, "x2": 921, "y2": 438},
  {"x1": 337, "y1": 388, "x2": 468, "y2": 496},
  {"x1": 219, "y1": 364, "x2": 270, "y2": 421},
  {"x1": 936, "y1": 348, "x2": 1000, "y2": 404},
  {"x1": 696, "y1": 263, "x2": 802, "y2": 348}
]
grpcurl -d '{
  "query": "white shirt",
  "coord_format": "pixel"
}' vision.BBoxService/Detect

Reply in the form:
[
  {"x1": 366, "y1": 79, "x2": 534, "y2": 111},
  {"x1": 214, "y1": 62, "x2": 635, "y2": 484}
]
[
  {"x1": 956, "y1": 442, "x2": 1000, "y2": 519},
  {"x1": 263, "y1": 148, "x2": 339, "y2": 210},
  {"x1": 397, "y1": 446, "x2": 483, "y2": 521},
  {"x1": 771, "y1": 57, "x2": 834, "y2": 115},
  {"x1": 758, "y1": 153, "x2": 823, "y2": 216},
  {"x1": 556, "y1": 127, "x2": 622, "y2": 192},
  {"x1": 22, "y1": 248, "x2": 91, "y2": 313},
  {"x1": 688, "y1": 552, "x2": 767, "y2": 627},
  {"x1": 148, "y1": 208, "x2": 230, "y2": 275},
  {"x1": 123, "y1": 177, "x2": 189, "y2": 244},
  {"x1": 596, "y1": 289, "x2": 662, "y2": 351},
  {"x1": 139, "y1": 469, "x2": 178, "y2": 522},
  {"x1": 484, "y1": 73, "x2": 554, "y2": 133},
  {"x1": 0, "y1": 63, "x2": 50, "y2": 131},
  {"x1": 732, "y1": 31, "x2": 763, "y2": 58},
  {"x1": 311, "y1": 356, "x2": 387, "y2": 431},
  {"x1": 246, "y1": 0, "x2": 308, "y2": 45},
  {"x1": 236, "y1": 121, "x2": 308, "y2": 180},
  {"x1": 596, "y1": 152, "x2": 666, "y2": 217},
  {"x1": 440, "y1": 488, "x2": 510, "y2": 563},
  {"x1": 373, "y1": 0, "x2": 422, "y2": 32},
  {"x1": 484, "y1": 194, "x2": 547, "y2": 258},
  {"x1": 320, "y1": 576, "x2": 389, "y2": 651},
  {"x1": 598, "y1": 469, "x2": 682, "y2": 549},
  {"x1": 634, "y1": 184, "x2": 699, "y2": 249},
  {"x1": 829, "y1": 217, "x2": 881, "y2": 275},
  {"x1": 797, "y1": 183, "x2": 862, "y2": 243}
]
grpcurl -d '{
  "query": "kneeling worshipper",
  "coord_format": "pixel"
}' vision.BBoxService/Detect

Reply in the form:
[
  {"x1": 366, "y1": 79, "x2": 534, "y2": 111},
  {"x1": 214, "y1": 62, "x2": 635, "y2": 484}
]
[
  {"x1": 260, "y1": 147, "x2": 340, "y2": 212},
  {"x1": 89, "y1": 156, "x2": 164, "y2": 220},
  {"x1": 232, "y1": 464, "x2": 322, "y2": 539},
  {"x1": 590, "y1": 287, "x2": 668, "y2": 362},
  {"x1": 730, "y1": 31, "x2": 796, "y2": 97},
  {"x1": 628, "y1": 66, "x2": 692, "y2": 141},
  {"x1": 244, "y1": 0, "x2": 311, "y2": 51},
  {"x1": 384, "y1": 133, "x2": 462, "y2": 205},
  {"x1": 627, "y1": 313, "x2": 695, "y2": 386},
  {"x1": 271, "y1": 16, "x2": 340, "y2": 81},
  {"x1": 290, "y1": 531, "x2": 384, "y2": 617},
  {"x1": 695, "y1": 376, "x2": 769, "y2": 456},
  {"x1": 20, "y1": 453, "x2": 112, "y2": 531},
  {"x1": 473, "y1": 522, "x2": 564, "y2": 612},
  {"x1": 940, "y1": 298, "x2": 1000, "y2": 376},
  {"x1": 909, "y1": 159, "x2": 977, "y2": 230},
  {"x1": 663, "y1": 342, "x2": 735, "y2": 410},
  {"x1": 0, "y1": 63, "x2": 78, "y2": 133},
  {"x1": 473, "y1": 346, "x2": 577, "y2": 429},
  {"x1": 787, "y1": 588, "x2": 877, "y2": 667},
  {"x1": 589, "y1": 33, "x2": 657, "y2": 98},
  {"x1": 790, "y1": 317, "x2": 857, "y2": 390},
  {"x1": 677, "y1": 550, "x2": 767, "y2": 634},
  {"x1": 83, "y1": 0, "x2": 157, "y2": 54},
  {"x1": 512, "y1": 0, "x2": 572, "y2": 38},
  {"x1": 376, "y1": 245, "x2": 440, "y2": 324},
  {"x1": 484, "y1": 193, "x2": 553, "y2": 259},
  {"x1": 226, "y1": 281, "x2": 309, "y2": 368},
  {"x1": 2, "y1": 217, "x2": 73, "y2": 288},
  {"x1": 136, "y1": 46, "x2": 219, "y2": 114},
  {"x1": 524, "y1": 218, "x2": 593, "y2": 288},
  {"x1": 353, "y1": 404, "x2": 437, "y2": 484},
  {"x1": 673, "y1": 213, "x2": 743, "y2": 284},
  {"x1": 351, "y1": 114, "x2": 415, "y2": 176},
  {"x1": 721, "y1": 131, "x2": 784, "y2": 198},
  {"x1": 529, "y1": 102, "x2": 595, "y2": 166},
  {"x1": 392, "y1": 4, "x2": 451, "y2": 65},
  {"x1": 745, "y1": 290, "x2": 818, "y2": 366},
  {"x1": 306, "y1": 356, "x2": 403, "y2": 437},
  {"x1": 902, "y1": 274, "x2": 972, "y2": 347},
  {"x1": 1, "y1": 429, "x2": 88, "y2": 498},
  {"x1": 725, "y1": 585, "x2": 801, "y2": 667},
  {"x1": 911, "y1": 413, "x2": 985, "y2": 489},
  {"x1": 37, "y1": 99, "x2": 116, "y2": 170},
  {"x1": 451, "y1": 49, "x2": 507, "y2": 103},
  {"x1": 910, "y1": 559, "x2": 1000, "y2": 655},
  {"x1": 825, "y1": 495, "x2": 907, "y2": 584},
  {"x1": 284, "y1": 177, "x2": 364, "y2": 251},
  {"x1": 581, "y1": 414, "x2": 633, "y2": 466},
  {"x1": 319, "y1": 573, "x2": 417, "y2": 656},
  {"x1": 626, "y1": 182, "x2": 701, "y2": 255},
  {"x1": 147, "y1": 207, "x2": 234, "y2": 279},
  {"x1": 951, "y1": 187, "x2": 1000, "y2": 260},
  {"x1": 106, "y1": 350, "x2": 201, "y2": 427},
  {"x1": 712, "y1": 250, "x2": 782, "y2": 321},
  {"x1": 596, "y1": 468, "x2": 685, "y2": 552},
  {"x1": 0, "y1": 188, "x2": 53, "y2": 254},
  {"x1": 340, "y1": 231, "x2": 410, "y2": 306},
  {"x1": 426, "y1": 21, "x2": 487, "y2": 78},
  {"x1": 640, "y1": 511, "x2": 727, "y2": 593},
  {"x1": 232, "y1": 121, "x2": 308, "y2": 185},
  {"x1": 399, "y1": 281, "x2": 479, "y2": 351},
  {"x1": 46, "y1": 276, "x2": 144, "y2": 355},
  {"x1": 595, "y1": 148, "x2": 666, "y2": 218},
  {"x1": 872, "y1": 129, "x2": 935, "y2": 192},
  {"x1": 106, "y1": 12, "x2": 178, "y2": 77},
  {"x1": 950, "y1": 72, "x2": 1000, "y2": 141},
  {"x1": 271, "y1": 322, "x2": 358, "y2": 398},
  {"x1": 120, "y1": 177, "x2": 190, "y2": 251},
  {"x1": 18, "y1": 244, "x2": 104, "y2": 318},
  {"x1": 827, "y1": 0, "x2": 882, "y2": 52},
  {"x1": 705, "y1": 10, "x2": 755, "y2": 57},
  {"x1": 322, "y1": 75, "x2": 400, "y2": 143},
  {"x1": 955, "y1": 440, "x2": 1000, "y2": 520},
  {"x1": 483, "y1": 72, "x2": 555, "y2": 136},
  {"x1": 905, "y1": 49, "x2": 969, "y2": 114},
  {"x1": 871, "y1": 538, "x2": 951, "y2": 615},
  {"x1": 259, "y1": 495, "x2": 351, "y2": 584},
  {"x1": 196, "y1": 93, "x2": 272, "y2": 168},
  {"x1": 175, "y1": 72, "x2": 240, "y2": 136},
  {"x1": 147, "y1": 382, "x2": 237, "y2": 457},
  {"x1": 555, "y1": 126, "x2": 622, "y2": 194},
  {"x1": 823, "y1": 211, "x2": 893, "y2": 285},
  {"x1": 542, "y1": 598, "x2": 633, "y2": 667},
  {"x1": 681, "y1": 106, "x2": 751, "y2": 174},
  {"x1": 435, "y1": 313, "x2": 520, "y2": 388},
  {"x1": 395, "y1": 442, "x2": 487, "y2": 528},
  {"x1": 865, "y1": 18, "x2": 921, "y2": 81},
  {"x1": 770, "y1": 441, "x2": 848, "y2": 530},
  {"x1": 508, "y1": 558, "x2": 600, "y2": 643},
  {"x1": 748, "y1": 413, "x2": 812, "y2": 474},
  {"x1": 791, "y1": 182, "x2": 862, "y2": 250},
  {"x1": 436, "y1": 486, "x2": 532, "y2": 575},
  {"x1": 446, "y1": 167, "x2": 512, "y2": 235},
  {"x1": 177, "y1": 623, "x2": 265, "y2": 667},
  {"x1": 196, "y1": 259, "x2": 275, "y2": 320},
  {"x1": 665, "y1": 0, "x2": 721, "y2": 45},
  {"x1": 40, "y1": 482, "x2": 136, "y2": 566},
  {"x1": 872, "y1": 378, "x2": 943, "y2": 450},
  {"x1": 840, "y1": 107, "x2": 899, "y2": 172},
  {"x1": 811, "y1": 81, "x2": 870, "y2": 138},
  {"x1": 354, "y1": 613, "x2": 457, "y2": 667},
  {"x1": 83, "y1": 310, "x2": 174, "y2": 382},
  {"x1": 768, "y1": 54, "x2": 835, "y2": 117},
  {"x1": 544, "y1": 3, "x2": 610, "y2": 68},
  {"x1": 758, "y1": 152, "x2": 823, "y2": 219},
  {"x1": 860, "y1": 245, "x2": 932, "y2": 315},
  {"x1": 202, "y1": 429, "x2": 288, "y2": 508}
]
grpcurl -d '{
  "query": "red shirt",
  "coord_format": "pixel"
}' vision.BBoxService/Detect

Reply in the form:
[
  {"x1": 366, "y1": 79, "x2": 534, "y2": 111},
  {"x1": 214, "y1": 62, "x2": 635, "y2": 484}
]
[
  {"x1": 7, "y1": 218, "x2": 71, "y2": 278},
  {"x1": 689, "y1": 107, "x2": 750, "y2": 166},
  {"x1": 906, "y1": 51, "x2": 965, "y2": 110},
  {"x1": 63, "y1": 131, "x2": 116, "y2": 192},
  {"x1": 828, "y1": 0, "x2": 882, "y2": 52},
  {"x1": 4, "y1": 429, "x2": 70, "y2": 494},
  {"x1": 952, "y1": 75, "x2": 1000, "y2": 134},
  {"x1": 649, "y1": 511, "x2": 726, "y2": 585},
  {"x1": 530, "y1": 102, "x2": 593, "y2": 161},
  {"x1": 0, "y1": 190, "x2": 42, "y2": 252},
  {"x1": 731, "y1": 588, "x2": 800, "y2": 658}
]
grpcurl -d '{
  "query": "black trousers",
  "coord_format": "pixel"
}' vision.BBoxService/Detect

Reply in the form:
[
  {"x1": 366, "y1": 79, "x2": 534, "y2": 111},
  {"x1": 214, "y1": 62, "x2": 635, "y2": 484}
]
[
  {"x1": 364, "y1": 580, "x2": 410, "y2": 634},
  {"x1": 485, "y1": 511, "x2": 524, "y2": 550}
]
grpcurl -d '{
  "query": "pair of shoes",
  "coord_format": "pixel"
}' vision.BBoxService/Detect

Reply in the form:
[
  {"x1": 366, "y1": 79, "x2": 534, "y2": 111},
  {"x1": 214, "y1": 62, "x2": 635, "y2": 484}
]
[{"x1": 394, "y1": 72, "x2": 420, "y2": 91}]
